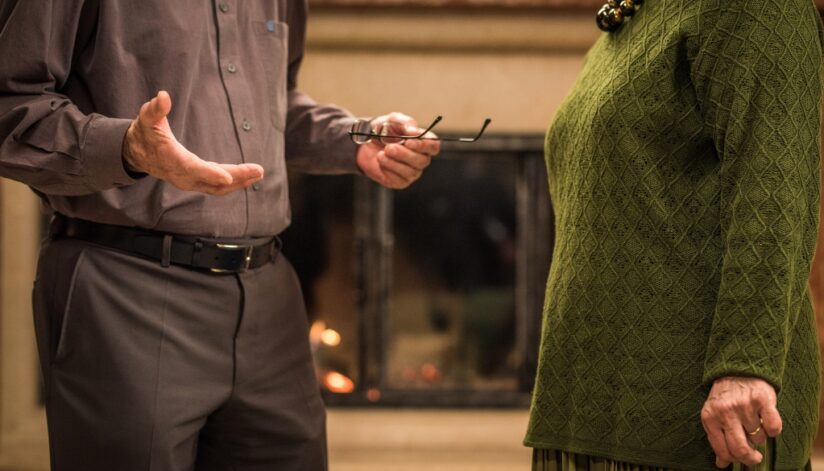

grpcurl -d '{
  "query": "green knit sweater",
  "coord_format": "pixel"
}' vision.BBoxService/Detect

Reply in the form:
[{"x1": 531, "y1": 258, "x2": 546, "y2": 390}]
[{"x1": 525, "y1": 1, "x2": 824, "y2": 469}]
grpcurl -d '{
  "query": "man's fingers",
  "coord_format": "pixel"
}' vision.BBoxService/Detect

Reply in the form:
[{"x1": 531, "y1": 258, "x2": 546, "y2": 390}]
[
  {"x1": 377, "y1": 113, "x2": 418, "y2": 142},
  {"x1": 218, "y1": 163, "x2": 264, "y2": 183},
  {"x1": 382, "y1": 171, "x2": 412, "y2": 190},
  {"x1": 403, "y1": 133, "x2": 441, "y2": 158},
  {"x1": 192, "y1": 163, "x2": 264, "y2": 196},
  {"x1": 175, "y1": 146, "x2": 233, "y2": 184},
  {"x1": 194, "y1": 178, "x2": 258, "y2": 196},
  {"x1": 168, "y1": 156, "x2": 232, "y2": 189},
  {"x1": 378, "y1": 151, "x2": 420, "y2": 184},
  {"x1": 373, "y1": 153, "x2": 414, "y2": 189},
  {"x1": 385, "y1": 112, "x2": 417, "y2": 129},
  {"x1": 385, "y1": 144, "x2": 431, "y2": 171}
]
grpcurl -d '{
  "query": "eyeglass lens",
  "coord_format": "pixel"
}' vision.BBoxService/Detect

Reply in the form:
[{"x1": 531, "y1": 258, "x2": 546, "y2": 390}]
[
  {"x1": 379, "y1": 121, "x2": 407, "y2": 145},
  {"x1": 351, "y1": 120, "x2": 374, "y2": 145}
]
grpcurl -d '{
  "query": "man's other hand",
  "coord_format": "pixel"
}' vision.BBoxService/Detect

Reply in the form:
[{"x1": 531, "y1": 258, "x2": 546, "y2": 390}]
[
  {"x1": 123, "y1": 91, "x2": 264, "y2": 196},
  {"x1": 355, "y1": 112, "x2": 440, "y2": 189}
]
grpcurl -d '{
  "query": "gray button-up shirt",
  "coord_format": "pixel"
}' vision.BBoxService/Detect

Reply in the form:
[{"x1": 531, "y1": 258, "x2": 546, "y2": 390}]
[{"x1": 0, "y1": 0, "x2": 359, "y2": 237}]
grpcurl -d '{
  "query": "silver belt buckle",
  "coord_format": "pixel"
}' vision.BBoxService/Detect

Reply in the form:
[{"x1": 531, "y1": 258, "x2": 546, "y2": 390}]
[{"x1": 211, "y1": 243, "x2": 254, "y2": 273}]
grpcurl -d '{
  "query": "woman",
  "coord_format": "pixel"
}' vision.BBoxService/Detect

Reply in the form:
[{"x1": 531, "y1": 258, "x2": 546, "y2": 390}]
[{"x1": 525, "y1": 0, "x2": 824, "y2": 469}]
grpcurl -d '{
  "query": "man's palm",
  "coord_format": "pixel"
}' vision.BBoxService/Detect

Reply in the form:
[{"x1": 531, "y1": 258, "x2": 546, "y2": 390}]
[{"x1": 124, "y1": 91, "x2": 264, "y2": 196}]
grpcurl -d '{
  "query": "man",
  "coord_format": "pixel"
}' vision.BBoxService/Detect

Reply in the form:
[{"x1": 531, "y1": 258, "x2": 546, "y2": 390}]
[{"x1": 0, "y1": 1, "x2": 439, "y2": 470}]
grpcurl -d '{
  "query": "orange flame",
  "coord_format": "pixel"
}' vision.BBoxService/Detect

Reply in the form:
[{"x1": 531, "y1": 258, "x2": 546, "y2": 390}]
[
  {"x1": 323, "y1": 371, "x2": 355, "y2": 393},
  {"x1": 320, "y1": 328, "x2": 341, "y2": 347}
]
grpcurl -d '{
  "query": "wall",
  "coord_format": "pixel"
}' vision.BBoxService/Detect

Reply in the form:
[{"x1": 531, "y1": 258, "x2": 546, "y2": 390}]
[
  {"x1": 0, "y1": 180, "x2": 41, "y2": 470},
  {"x1": 300, "y1": 7, "x2": 598, "y2": 133}
]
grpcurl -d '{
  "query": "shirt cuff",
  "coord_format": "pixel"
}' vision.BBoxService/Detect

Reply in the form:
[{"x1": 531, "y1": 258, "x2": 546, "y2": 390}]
[{"x1": 82, "y1": 115, "x2": 142, "y2": 189}]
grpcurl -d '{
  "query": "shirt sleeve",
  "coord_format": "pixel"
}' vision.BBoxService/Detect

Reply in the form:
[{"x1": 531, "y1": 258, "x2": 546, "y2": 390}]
[
  {"x1": 283, "y1": 0, "x2": 360, "y2": 175},
  {"x1": 0, "y1": 0, "x2": 139, "y2": 196},
  {"x1": 693, "y1": 0, "x2": 824, "y2": 390}
]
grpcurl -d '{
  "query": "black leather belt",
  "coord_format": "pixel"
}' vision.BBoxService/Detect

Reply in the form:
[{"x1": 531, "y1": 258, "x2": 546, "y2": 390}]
[{"x1": 52, "y1": 216, "x2": 281, "y2": 274}]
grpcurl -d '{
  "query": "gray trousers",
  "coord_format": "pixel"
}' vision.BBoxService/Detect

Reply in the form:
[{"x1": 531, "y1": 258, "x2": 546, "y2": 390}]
[{"x1": 32, "y1": 237, "x2": 327, "y2": 471}]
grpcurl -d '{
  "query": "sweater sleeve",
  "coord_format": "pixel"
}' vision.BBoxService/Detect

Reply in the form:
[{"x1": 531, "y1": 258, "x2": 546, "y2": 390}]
[
  {"x1": 0, "y1": 0, "x2": 139, "y2": 196},
  {"x1": 691, "y1": 0, "x2": 824, "y2": 390}
]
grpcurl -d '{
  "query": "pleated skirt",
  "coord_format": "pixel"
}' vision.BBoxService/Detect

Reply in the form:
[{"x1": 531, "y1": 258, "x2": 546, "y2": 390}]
[{"x1": 532, "y1": 441, "x2": 811, "y2": 471}]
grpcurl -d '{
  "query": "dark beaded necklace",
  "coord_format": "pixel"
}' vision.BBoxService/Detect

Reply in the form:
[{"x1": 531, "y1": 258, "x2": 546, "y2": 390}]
[{"x1": 596, "y1": 0, "x2": 644, "y2": 32}]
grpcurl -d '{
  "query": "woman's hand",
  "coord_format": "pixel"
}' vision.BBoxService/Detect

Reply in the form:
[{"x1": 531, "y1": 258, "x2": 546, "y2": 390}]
[{"x1": 701, "y1": 376, "x2": 782, "y2": 468}]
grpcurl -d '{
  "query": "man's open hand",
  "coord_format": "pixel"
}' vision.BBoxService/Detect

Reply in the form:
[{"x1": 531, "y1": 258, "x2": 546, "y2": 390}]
[{"x1": 123, "y1": 91, "x2": 264, "y2": 195}]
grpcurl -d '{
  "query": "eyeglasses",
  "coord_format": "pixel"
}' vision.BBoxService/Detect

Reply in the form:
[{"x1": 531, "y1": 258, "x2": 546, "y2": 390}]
[{"x1": 349, "y1": 116, "x2": 492, "y2": 145}]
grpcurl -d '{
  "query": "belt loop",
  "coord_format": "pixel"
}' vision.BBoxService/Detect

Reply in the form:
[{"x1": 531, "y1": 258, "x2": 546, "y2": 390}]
[
  {"x1": 161, "y1": 235, "x2": 173, "y2": 268},
  {"x1": 192, "y1": 240, "x2": 204, "y2": 267},
  {"x1": 270, "y1": 236, "x2": 282, "y2": 263},
  {"x1": 49, "y1": 214, "x2": 67, "y2": 238}
]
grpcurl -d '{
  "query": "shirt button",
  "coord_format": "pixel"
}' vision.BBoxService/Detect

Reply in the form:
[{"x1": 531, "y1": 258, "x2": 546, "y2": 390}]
[
  {"x1": 252, "y1": 182, "x2": 261, "y2": 191},
  {"x1": 227, "y1": 63, "x2": 237, "y2": 73},
  {"x1": 219, "y1": 3, "x2": 229, "y2": 13},
  {"x1": 241, "y1": 120, "x2": 252, "y2": 132}
]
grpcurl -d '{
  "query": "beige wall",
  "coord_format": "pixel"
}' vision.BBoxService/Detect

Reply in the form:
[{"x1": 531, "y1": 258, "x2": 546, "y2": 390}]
[
  {"x1": 301, "y1": 8, "x2": 597, "y2": 133},
  {"x1": 0, "y1": 180, "x2": 42, "y2": 470}
]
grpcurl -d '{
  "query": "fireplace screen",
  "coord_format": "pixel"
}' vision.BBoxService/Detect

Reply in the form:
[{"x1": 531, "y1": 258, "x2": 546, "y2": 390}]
[{"x1": 281, "y1": 135, "x2": 551, "y2": 407}]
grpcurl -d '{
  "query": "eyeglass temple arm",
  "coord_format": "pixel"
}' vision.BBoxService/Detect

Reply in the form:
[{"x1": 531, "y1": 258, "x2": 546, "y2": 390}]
[
  {"x1": 409, "y1": 115, "x2": 443, "y2": 138},
  {"x1": 423, "y1": 118, "x2": 492, "y2": 142},
  {"x1": 464, "y1": 118, "x2": 492, "y2": 142}
]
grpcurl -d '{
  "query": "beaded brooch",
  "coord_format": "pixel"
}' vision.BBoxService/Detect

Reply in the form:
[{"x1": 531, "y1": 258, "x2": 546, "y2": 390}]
[{"x1": 596, "y1": 0, "x2": 644, "y2": 32}]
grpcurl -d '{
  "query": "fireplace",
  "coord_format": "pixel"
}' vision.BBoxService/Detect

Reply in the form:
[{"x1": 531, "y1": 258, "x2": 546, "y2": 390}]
[{"x1": 281, "y1": 135, "x2": 551, "y2": 407}]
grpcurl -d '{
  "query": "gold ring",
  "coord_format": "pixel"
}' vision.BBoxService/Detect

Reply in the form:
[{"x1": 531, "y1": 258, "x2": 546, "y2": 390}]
[{"x1": 747, "y1": 420, "x2": 763, "y2": 436}]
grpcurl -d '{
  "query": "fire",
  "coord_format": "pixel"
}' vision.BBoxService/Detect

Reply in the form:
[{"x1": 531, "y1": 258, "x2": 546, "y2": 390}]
[
  {"x1": 367, "y1": 388, "x2": 381, "y2": 402},
  {"x1": 309, "y1": 321, "x2": 326, "y2": 347},
  {"x1": 323, "y1": 371, "x2": 354, "y2": 393},
  {"x1": 320, "y1": 328, "x2": 341, "y2": 347},
  {"x1": 421, "y1": 363, "x2": 443, "y2": 383},
  {"x1": 309, "y1": 321, "x2": 342, "y2": 348}
]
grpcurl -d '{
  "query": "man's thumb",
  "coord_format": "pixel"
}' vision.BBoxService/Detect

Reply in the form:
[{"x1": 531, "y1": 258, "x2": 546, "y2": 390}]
[{"x1": 144, "y1": 90, "x2": 173, "y2": 123}]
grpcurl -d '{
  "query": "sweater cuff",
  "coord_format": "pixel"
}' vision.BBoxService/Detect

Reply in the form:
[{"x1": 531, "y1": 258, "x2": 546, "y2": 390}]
[
  {"x1": 702, "y1": 362, "x2": 782, "y2": 393},
  {"x1": 82, "y1": 116, "x2": 142, "y2": 189}
]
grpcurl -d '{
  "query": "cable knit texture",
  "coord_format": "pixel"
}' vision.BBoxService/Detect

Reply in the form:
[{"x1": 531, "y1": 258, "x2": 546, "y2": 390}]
[{"x1": 525, "y1": 0, "x2": 823, "y2": 469}]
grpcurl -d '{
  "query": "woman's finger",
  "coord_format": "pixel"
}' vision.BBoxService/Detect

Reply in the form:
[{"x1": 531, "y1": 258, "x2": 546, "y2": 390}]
[
  {"x1": 752, "y1": 390, "x2": 782, "y2": 437},
  {"x1": 723, "y1": 418, "x2": 763, "y2": 466},
  {"x1": 701, "y1": 412, "x2": 732, "y2": 468},
  {"x1": 744, "y1": 419, "x2": 768, "y2": 447}
]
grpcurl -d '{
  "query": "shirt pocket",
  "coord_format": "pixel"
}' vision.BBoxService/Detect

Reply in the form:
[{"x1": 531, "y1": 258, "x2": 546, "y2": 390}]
[{"x1": 253, "y1": 20, "x2": 289, "y2": 132}]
